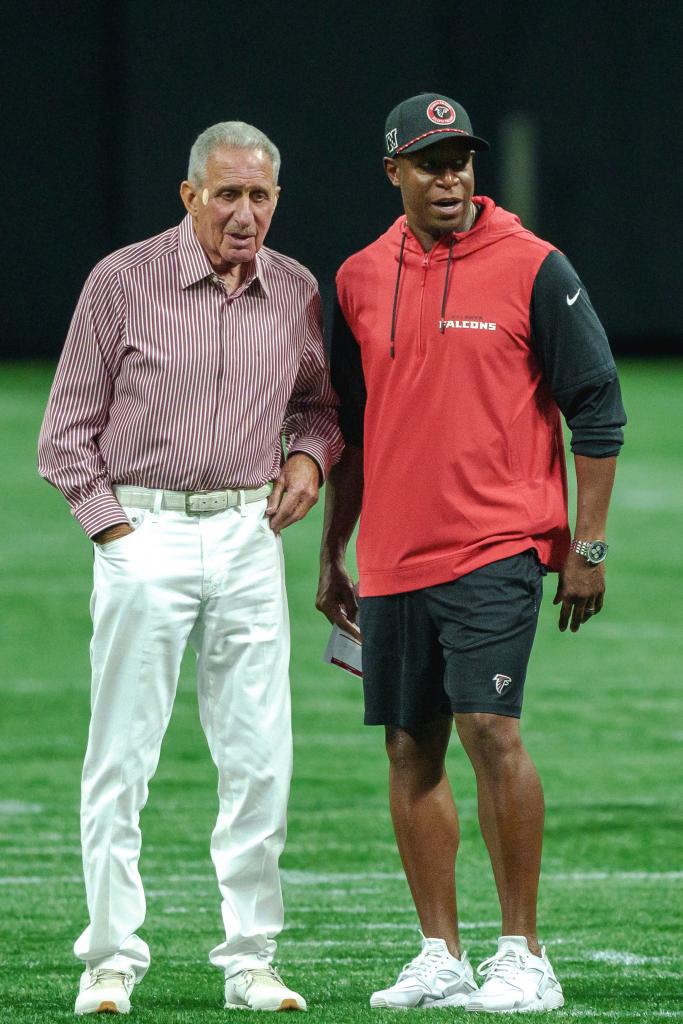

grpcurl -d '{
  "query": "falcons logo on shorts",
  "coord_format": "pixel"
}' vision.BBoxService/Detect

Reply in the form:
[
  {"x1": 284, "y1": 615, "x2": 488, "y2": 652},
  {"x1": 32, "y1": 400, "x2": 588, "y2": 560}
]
[{"x1": 493, "y1": 673, "x2": 512, "y2": 694}]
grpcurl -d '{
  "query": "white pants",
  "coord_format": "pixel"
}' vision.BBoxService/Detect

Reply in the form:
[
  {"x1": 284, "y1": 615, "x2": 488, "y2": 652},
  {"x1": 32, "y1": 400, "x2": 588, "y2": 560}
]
[{"x1": 73, "y1": 497, "x2": 292, "y2": 981}]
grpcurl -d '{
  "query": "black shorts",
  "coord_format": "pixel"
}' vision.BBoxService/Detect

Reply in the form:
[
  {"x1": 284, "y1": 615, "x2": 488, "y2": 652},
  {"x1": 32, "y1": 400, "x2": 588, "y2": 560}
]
[{"x1": 358, "y1": 550, "x2": 544, "y2": 726}]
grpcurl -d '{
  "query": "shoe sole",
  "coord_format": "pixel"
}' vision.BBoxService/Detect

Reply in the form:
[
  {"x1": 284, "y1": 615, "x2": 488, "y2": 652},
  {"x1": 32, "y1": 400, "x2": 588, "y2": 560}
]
[
  {"x1": 225, "y1": 999, "x2": 306, "y2": 1012},
  {"x1": 371, "y1": 994, "x2": 471, "y2": 1010},
  {"x1": 75, "y1": 1001, "x2": 129, "y2": 1015},
  {"x1": 467, "y1": 992, "x2": 565, "y2": 1013}
]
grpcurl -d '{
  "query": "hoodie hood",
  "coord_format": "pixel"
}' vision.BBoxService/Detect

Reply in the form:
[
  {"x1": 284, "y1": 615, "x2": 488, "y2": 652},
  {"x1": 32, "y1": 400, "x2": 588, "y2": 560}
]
[{"x1": 383, "y1": 197, "x2": 531, "y2": 353}]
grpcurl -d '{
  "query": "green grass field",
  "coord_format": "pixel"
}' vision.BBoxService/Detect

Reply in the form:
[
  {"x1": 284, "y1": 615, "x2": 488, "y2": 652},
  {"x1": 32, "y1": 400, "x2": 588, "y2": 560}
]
[{"x1": 1, "y1": 361, "x2": 681, "y2": 1023}]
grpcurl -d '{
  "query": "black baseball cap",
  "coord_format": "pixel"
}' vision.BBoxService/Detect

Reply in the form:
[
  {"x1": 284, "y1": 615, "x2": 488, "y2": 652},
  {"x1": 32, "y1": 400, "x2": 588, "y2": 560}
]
[{"x1": 384, "y1": 93, "x2": 489, "y2": 157}]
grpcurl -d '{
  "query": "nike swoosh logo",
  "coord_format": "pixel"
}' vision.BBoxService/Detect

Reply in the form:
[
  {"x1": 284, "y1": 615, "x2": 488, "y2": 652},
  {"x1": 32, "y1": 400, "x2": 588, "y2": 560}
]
[{"x1": 566, "y1": 288, "x2": 581, "y2": 305}]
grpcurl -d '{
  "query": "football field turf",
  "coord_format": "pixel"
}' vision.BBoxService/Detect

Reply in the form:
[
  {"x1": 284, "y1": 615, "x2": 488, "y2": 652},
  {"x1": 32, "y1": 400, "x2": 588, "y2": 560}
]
[{"x1": 1, "y1": 360, "x2": 681, "y2": 1022}]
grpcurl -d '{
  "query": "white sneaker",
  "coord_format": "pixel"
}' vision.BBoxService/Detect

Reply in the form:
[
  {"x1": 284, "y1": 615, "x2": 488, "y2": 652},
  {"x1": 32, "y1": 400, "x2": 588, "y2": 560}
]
[
  {"x1": 467, "y1": 935, "x2": 564, "y2": 1013},
  {"x1": 370, "y1": 934, "x2": 478, "y2": 1009},
  {"x1": 74, "y1": 968, "x2": 136, "y2": 1015},
  {"x1": 224, "y1": 966, "x2": 307, "y2": 1011}
]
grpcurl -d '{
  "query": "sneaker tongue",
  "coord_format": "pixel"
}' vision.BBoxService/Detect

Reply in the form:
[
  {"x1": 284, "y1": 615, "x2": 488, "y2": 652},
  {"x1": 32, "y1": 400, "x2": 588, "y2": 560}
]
[
  {"x1": 497, "y1": 935, "x2": 530, "y2": 954},
  {"x1": 421, "y1": 936, "x2": 448, "y2": 952}
]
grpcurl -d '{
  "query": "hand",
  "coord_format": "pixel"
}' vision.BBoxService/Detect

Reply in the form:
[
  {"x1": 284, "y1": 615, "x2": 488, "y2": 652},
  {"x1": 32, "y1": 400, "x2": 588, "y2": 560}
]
[
  {"x1": 553, "y1": 551, "x2": 605, "y2": 633},
  {"x1": 316, "y1": 559, "x2": 361, "y2": 642},
  {"x1": 93, "y1": 522, "x2": 134, "y2": 545},
  {"x1": 266, "y1": 453, "x2": 320, "y2": 534}
]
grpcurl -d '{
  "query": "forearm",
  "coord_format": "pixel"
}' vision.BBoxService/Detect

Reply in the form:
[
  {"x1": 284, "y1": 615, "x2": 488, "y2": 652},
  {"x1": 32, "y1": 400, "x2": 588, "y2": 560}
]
[
  {"x1": 316, "y1": 444, "x2": 363, "y2": 635},
  {"x1": 555, "y1": 453, "x2": 617, "y2": 632},
  {"x1": 319, "y1": 445, "x2": 364, "y2": 564},
  {"x1": 573, "y1": 454, "x2": 617, "y2": 538}
]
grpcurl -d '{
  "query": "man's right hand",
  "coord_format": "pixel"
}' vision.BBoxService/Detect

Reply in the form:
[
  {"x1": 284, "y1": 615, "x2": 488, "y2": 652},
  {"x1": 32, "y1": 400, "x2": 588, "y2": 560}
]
[
  {"x1": 316, "y1": 560, "x2": 361, "y2": 642},
  {"x1": 93, "y1": 522, "x2": 134, "y2": 545}
]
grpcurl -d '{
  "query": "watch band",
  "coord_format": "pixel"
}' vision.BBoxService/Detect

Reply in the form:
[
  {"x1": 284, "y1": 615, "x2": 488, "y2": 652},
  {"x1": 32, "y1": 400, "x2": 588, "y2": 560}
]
[{"x1": 570, "y1": 539, "x2": 608, "y2": 564}]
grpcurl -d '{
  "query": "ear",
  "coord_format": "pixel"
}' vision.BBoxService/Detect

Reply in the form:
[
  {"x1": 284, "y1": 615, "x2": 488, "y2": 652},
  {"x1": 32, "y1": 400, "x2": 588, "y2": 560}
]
[
  {"x1": 273, "y1": 185, "x2": 281, "y2": 207},
  {"x1": 383, "y1": 157, "x2": 401, "y2": 188},
  {"x1": 180, "y1": 180, "x2": 199, "y2": 216}
]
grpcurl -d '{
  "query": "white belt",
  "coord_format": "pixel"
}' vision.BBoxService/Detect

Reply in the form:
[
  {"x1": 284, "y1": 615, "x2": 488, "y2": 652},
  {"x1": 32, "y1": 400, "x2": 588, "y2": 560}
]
[{"x1": 114, "y1": 483, "x2": 272, "y2": 515}]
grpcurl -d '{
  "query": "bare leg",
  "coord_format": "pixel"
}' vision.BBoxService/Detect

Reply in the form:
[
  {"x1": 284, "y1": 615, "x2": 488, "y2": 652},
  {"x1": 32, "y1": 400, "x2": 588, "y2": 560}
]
[
  {"x1": 386, "y1": 716, "x2": 461, "y2": 956},
  {"x1": 455, "y1": 713, "x2": 544, "y2": 954}
]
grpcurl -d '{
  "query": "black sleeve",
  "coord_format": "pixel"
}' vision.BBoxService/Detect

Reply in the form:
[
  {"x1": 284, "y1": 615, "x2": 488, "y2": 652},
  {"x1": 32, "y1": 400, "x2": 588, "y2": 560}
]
[
  {"x1": 330, "y1": 296, "x2": 366, "y2": 447},
  {"x1": 530, "y1": 251, "x2": 626, "y2": 457}
]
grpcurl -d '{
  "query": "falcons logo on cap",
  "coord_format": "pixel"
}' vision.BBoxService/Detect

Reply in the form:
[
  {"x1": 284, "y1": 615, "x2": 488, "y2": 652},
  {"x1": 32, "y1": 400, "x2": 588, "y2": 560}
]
[{"x1": 493, "y1": 673, "x2": 512, "y2": 694}]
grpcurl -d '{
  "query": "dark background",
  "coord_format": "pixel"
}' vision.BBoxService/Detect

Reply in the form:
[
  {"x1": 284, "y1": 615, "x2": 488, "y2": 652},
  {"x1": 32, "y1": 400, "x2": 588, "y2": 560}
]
[{"x1": 4, "y1": 0, "x2": 680, "y2": 359}]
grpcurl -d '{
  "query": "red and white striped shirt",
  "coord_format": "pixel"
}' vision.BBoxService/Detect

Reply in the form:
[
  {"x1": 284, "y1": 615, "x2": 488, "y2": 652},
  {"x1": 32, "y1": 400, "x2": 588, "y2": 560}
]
[{"x1": 38, "y1": 215, "x2": 343, "y2": 537}]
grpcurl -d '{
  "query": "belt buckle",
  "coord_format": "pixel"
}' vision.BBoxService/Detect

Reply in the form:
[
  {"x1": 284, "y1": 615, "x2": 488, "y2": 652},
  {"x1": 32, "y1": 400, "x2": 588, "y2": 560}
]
[{"x1": 185, "y1": 491, "x2": 228, "y2": 514}]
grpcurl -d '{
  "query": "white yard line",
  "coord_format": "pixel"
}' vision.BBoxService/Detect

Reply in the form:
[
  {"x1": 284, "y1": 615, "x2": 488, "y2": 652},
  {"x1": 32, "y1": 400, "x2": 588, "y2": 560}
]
[
  {"x1": 2, "y1": 868, "x2": 680, "y2": 887},
  {"x1": 546, "y1": 871, "x2": 683, "y2": 882},
  {"x1": 282, "y1": 871, "x2": 405, "y2": 884},
  {"x1": 552, "y1": 1012, "x2": 683, "y2": 1020},
  {"x1": 0, "y1": 875, "x2": 81, "y2": 885},
  {"x1": 298, "y1": 920, "x2": 499, "y2": 931},
  {"x1": 586, "y1": 949, "x2": 668, "y2": 965},
  {"x1": 1, "y1": 846, "x2": 80, "y2": 855},
  {"x1": 0, "y1": 801, "x2": 43, "y2": 815}
]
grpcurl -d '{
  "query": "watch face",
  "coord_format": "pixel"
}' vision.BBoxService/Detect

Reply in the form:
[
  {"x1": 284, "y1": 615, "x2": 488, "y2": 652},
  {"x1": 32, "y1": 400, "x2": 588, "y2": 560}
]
[{"x1": 588, "y1": 541, "x2": 607, "y2": 563}]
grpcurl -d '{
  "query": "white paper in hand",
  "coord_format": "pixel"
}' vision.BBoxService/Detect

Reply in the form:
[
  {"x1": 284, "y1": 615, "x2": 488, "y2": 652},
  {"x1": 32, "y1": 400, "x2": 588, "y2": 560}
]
[{"x1": 323, "y1": 625, "x2": 362, "y2": 678}]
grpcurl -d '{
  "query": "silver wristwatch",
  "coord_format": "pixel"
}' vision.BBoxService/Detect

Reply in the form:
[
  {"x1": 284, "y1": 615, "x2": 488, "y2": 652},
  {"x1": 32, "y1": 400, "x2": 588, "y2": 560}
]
[{"x1": 569, "y1": 539, "x2": 608, "y2": 565}]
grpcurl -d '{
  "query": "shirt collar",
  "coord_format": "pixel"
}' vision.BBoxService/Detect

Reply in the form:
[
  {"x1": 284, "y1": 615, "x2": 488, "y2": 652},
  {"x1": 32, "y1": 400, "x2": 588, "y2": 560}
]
[{"x1": 177, "y1": 214, "x2": 269, "y2": 297}]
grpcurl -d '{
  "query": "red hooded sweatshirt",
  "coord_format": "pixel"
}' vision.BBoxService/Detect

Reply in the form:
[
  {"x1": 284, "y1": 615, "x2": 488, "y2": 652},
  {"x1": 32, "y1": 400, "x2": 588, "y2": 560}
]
[{"x1": 336, "y1": 197, "x2": 570, "y2": 597}]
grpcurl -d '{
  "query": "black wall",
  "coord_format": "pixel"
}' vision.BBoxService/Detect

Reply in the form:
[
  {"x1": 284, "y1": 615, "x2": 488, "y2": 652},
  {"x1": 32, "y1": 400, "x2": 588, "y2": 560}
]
[{"x1": 4, "y1": 0, "x2": 680, "y2": 359}]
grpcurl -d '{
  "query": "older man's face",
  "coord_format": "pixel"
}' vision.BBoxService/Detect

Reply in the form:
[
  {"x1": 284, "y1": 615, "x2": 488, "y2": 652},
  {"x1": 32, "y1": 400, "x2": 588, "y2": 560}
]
[{"x1": 181, "y1": 146, "x2": 280, "y2": 272}]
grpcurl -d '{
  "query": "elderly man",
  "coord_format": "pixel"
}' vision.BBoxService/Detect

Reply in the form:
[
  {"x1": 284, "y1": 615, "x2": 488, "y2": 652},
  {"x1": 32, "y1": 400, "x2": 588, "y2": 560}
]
[
  {"x1": 317, "y1": 93, "x2": 625, "y2": 1013},
  {"x1": 39, "y1": 121, "x2": 342, "y2": 1014}
]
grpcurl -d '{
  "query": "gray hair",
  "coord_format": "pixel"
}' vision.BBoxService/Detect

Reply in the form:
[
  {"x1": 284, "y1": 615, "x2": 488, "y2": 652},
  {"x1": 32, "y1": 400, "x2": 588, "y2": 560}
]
[{"x1": 187, "y1": 121, "x2": 281, "y2": 185}]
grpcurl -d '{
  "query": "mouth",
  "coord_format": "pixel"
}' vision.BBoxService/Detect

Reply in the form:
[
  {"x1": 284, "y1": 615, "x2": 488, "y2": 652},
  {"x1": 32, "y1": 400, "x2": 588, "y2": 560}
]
[
  {"x1": 431, "y1": 197, "x2": 464, "y2": 215},
  {"x1": 225, "y1": 232, "x2": 256, "y2": 245}
]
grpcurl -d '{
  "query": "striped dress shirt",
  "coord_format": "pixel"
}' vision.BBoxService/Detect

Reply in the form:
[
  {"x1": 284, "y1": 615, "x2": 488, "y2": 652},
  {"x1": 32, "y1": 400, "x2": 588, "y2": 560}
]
[{"x1": 38, "y1": 215, "x2": 344, "y2": 537}]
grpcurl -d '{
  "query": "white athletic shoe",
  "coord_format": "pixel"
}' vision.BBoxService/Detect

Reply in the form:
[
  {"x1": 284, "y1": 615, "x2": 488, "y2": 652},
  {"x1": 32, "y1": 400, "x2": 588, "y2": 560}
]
[
  {"x1": 74, "y1": 967, "x2": 136, "y2": 1015},
  {"x1": 370, "y1": 934, "x2": 478, "y2": 1009},
  {"x1": 224, "y1": 965, "x2": 307, "y2": 1011},
  {"x1": 467, "y1": 935, "x2": 564, "y2": 1013}
]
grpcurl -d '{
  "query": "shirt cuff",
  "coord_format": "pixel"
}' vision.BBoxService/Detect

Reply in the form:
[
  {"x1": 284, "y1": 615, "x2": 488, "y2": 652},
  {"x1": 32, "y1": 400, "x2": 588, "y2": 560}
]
[
  {"x1": 73, "y1": 490, "x2": 128, "y2": 538},
  {"x1": 288, "y1": 436, "x2": 344, "y2": 483}
]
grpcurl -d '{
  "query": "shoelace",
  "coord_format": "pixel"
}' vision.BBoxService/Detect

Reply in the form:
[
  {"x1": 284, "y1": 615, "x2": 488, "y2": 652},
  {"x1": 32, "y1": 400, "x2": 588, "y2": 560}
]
[
  {"x1": 245, "y1": 967, "x2": 285, "y2": 988},
  {"x1": 88, "y1": 968, "x2": 133, "y2": 987},
  {"x1": 477, "y1": 947, "x2": 528, "y2": 982},
  {"x1": 399, "y1": 947, "x2": 451, "y2": 982}
]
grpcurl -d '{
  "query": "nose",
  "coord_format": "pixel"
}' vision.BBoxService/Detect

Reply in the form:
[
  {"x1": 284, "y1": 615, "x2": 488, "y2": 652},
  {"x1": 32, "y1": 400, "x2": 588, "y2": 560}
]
[
  {"x1": 232, "y1": 194, "x2": 255, "y2": 226},
  {"x1": 438, "y1": 166, "x2": 460, "y2": 187}
]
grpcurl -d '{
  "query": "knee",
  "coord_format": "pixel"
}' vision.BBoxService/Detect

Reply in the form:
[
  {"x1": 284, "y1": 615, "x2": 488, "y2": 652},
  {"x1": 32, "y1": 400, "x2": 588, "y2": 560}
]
[
  {"x1": 456, "y1": 713, "x2": 522, "y2": 768},
  {"x1": 385, "y1": 723, "x2": 448, "y2": 788}
]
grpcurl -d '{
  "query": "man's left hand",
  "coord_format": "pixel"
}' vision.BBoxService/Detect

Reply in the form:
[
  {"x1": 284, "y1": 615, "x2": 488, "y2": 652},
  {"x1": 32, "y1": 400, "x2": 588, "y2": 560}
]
[
  {"x1": 553, "y1": 551, "x2": 605, "y2": 633},
  {"x1": 266, "y1": 453, "x2": 320, "y2": 533}
]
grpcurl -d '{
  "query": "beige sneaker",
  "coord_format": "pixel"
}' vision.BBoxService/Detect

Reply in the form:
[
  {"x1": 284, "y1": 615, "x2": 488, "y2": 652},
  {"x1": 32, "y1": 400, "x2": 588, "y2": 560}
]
[
  {"x1": 74, "y1": 968, "x2": 135, "y2": 1014},
  {"x1": 224, "y1": 965, "x2": 307, "y2": 1011}
]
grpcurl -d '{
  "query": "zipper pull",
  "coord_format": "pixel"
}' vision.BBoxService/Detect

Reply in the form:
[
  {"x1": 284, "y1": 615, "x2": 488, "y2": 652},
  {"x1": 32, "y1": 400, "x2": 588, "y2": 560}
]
[{"x1": 421, "y1": 251, "x2": 430, "y2": 288}]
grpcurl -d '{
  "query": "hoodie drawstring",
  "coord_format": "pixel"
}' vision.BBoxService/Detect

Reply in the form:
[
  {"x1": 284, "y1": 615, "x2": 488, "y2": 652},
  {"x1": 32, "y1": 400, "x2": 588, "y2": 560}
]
[
  {"x1": 440, "y1": 234, "x2": 456, "y2": 334},
  {"x1": 390, "y1": 230, "x2": 457, "y2": 354},
  {"x1": 389, "y1": 229, "x2": 407, "y2": 359}
]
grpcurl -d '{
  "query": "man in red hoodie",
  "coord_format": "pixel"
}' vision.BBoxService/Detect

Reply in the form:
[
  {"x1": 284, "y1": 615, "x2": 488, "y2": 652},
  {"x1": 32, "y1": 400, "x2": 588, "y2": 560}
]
[{"x1": 317, "y1": 93, "x2": 625, "y2": 1013}]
